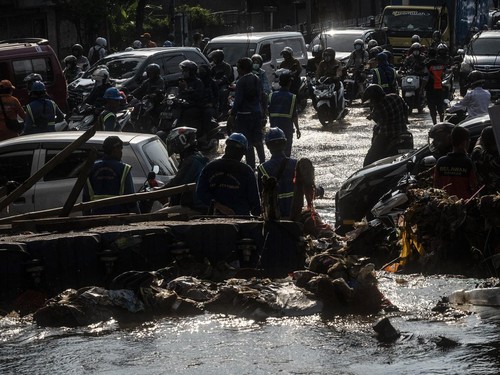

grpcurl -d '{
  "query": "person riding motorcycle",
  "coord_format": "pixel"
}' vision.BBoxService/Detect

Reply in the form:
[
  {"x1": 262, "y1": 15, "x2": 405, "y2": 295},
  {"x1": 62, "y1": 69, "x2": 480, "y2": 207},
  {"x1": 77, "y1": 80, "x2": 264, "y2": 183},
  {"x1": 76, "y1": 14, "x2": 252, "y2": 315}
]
[
  {"x1": 177, "y1": 59, "x2": 207, "y2": 132},
  {"x1": 362, "y1": 84, "x2": 412, "y2": 166},
  {"x1": 83, "y1": 66, "x2": 112, "y2": 108},
  {"x1": 315, "y1": 48, "x2": 342, "y2": 81},
  {"x1": 346, "y1": 39, "x2": 369, "y2": 97},
  {"x1": 307, "y1": 44, "x2": 324, "y2": 74},
  {"x1": 403, "y1": 43, "x2": 427, "y2": 74},
  {"x1": 71, "y1": 44, "x2": 89, "y2": 71},
  {"x1": 447, "y1": 70, "x2": 491, "y2": 122},
  {"x1": 131, "y1": 63, "x2": 165, "y2": 99},
  {"x1": 278, "y1": 46, "x2": 302, "y2": 95},
  {"x1": 63, "y1": 55, "x2": 82, "y2": 84},
  {"x1": 371, "y1": 52, "x2": 398, "y2": 94},
  {"x1": 208, "y1": 49, "x2": 234, "y2": 118},
  {"x1": 429, "y1": 30, "x2": 442, "y2": 53}
]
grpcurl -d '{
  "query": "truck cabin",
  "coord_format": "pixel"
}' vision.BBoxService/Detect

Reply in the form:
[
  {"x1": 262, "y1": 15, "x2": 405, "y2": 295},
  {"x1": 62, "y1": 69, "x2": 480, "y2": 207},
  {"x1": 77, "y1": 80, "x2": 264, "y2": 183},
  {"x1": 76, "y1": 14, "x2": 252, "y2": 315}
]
[{"x1": 380, "y1": 6, "x2": 448, "y2": 64}]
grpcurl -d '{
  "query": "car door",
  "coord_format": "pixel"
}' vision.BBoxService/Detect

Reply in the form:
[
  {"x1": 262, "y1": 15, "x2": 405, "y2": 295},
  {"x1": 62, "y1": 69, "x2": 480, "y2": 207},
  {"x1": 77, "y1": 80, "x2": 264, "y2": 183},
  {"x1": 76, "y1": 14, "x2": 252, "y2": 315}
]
[{"x1": 0, "y1": 147, "x2": 38, "y2": 217}]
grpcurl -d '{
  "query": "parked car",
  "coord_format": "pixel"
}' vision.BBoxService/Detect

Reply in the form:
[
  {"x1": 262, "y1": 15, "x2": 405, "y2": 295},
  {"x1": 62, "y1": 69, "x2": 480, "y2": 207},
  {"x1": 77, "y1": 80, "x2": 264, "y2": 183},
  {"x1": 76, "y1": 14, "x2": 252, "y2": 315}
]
[
  {"x1": 67, "y1": 47, "x2": 210, "y2": 109},
  {"x1": 203, "y1": 31, "x2": 308, "y2": 83},
  {"x1": 459, "y1": 30, "x2": 500, "y2": 99},
  {"x1": 308, "y1": 28, "x2": 387, "y2": 63},
  {"x1": 0, "y1": 38, "x2": 68, "y2": 111},
  {"x1": 334, "y1": 114, "x2": 490, "y2": 233},
  {"x1": 0, "y1": 132, "x2": 178, "y2": 217}
]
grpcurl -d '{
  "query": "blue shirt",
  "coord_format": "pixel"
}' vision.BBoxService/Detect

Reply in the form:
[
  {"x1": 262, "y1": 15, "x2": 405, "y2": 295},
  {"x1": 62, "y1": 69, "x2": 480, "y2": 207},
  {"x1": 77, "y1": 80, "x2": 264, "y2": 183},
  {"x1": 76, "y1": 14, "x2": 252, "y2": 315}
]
[
  {"x1": 231, "y1": 73, "x2": 262, "y2": 115},
  {"x1": 24, "y1": 98, "x2": 64, "y2": 134}
]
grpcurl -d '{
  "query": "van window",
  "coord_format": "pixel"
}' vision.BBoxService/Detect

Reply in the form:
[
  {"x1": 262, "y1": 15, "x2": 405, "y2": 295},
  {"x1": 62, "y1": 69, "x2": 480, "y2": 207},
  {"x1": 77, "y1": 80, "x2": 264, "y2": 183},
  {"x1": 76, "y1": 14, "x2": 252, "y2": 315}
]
[
  {"x1": 44, "y1": 149, "x2": 91, "y2": 181},
  {"x1": 0, "y1": 150, "x2": 34, "y2": 184},
  {"x1": 205, "y1": 43, "x2": 257, "y2": 66},
  {"x1": 258, "y1": 44, "x2": 271, "y2": 63},
  {"x1": 12, "y1": 58, "x2": 54, "y2": 87}
]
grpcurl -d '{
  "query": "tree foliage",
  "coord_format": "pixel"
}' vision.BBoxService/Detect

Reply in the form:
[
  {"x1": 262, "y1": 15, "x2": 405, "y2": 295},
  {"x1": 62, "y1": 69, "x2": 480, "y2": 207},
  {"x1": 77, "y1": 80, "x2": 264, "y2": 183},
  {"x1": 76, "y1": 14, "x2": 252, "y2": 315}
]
[{"x1": 175, "y1": 4, "x2": 223, "y2": 30}]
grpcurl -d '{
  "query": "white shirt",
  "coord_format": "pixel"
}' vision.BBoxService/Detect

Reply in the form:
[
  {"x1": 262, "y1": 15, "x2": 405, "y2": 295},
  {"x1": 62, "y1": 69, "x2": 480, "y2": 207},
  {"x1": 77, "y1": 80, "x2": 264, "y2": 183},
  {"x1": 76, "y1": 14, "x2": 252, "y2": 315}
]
[{"x1": 449, "y1": 86, "x2": 491, "y2": 119}]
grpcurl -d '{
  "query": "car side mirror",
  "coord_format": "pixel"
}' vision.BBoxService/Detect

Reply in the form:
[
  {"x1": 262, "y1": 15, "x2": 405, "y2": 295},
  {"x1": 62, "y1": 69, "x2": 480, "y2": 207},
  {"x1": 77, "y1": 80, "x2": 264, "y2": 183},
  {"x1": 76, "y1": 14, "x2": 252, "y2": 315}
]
[
  {"x1": 153, "y1": 165, "x2": 160, "y2": 174},
  {"x1": 421, "y1": 155, "x2": 437, "y2": 168}
]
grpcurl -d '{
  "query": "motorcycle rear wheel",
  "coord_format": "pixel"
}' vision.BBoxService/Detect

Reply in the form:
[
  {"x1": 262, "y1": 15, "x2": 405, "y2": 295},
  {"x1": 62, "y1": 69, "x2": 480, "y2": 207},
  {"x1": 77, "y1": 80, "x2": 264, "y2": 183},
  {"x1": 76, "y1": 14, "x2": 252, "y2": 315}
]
[{"x1": 317, "y1": 106, "x2": 332, "y2": 127}]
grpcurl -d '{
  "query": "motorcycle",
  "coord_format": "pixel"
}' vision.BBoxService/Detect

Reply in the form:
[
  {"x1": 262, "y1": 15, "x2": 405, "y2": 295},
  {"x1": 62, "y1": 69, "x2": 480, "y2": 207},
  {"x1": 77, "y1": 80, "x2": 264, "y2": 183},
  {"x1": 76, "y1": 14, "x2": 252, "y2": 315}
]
[
  {"x1": 67, "y1": 103, "x2": 134, "y2": 132},
  {"x1": 444, "y1": 108, "x2": 467, "y2": 125},
  {"x1": 129, "y1": 90, "x2": 165, "y2": 134},
  {"x1": 312, "y1": 76, "x2": 348, "y2": 126},
  {"x1": 399, "y1": 68, "x2": 426, "y2": 114},
  {"x1": 137, "y1": 165, "x2": 165, "y2": 213},
  {"x1": 156, "y1": 91, "x2": 224, "y2": 154},
  {"x1": 344, "y1": 66, "x2": 368, "y2": 105}
]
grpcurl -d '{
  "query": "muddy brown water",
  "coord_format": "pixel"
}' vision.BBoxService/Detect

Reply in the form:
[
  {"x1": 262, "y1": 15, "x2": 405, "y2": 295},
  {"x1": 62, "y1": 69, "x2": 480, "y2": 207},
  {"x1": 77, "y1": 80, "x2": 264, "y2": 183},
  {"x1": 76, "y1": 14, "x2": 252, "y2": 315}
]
[{"x1": 1, "y1": 102, "x2": 499, "y2": 375}]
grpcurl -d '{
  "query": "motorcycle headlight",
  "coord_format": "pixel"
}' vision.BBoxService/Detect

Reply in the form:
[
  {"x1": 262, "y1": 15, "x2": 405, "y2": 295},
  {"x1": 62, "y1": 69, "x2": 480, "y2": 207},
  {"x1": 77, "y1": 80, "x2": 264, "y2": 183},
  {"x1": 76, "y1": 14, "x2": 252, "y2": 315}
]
[{"x1": 166, "y1": 99, "x2": 174, "y2": 105}]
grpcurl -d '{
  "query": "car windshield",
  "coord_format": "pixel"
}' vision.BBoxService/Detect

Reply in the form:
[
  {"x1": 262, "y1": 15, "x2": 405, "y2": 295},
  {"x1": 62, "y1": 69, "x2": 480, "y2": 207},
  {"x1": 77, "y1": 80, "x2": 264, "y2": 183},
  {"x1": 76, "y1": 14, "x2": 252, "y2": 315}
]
[
  {"x1": 311, "y1": 33, "x2": 361, "y2": 52},
  {"x1": 87, "y1": 56, "x2": 145, "y2": 79},
  {"x1": 142, "y1": 138, "x2": 177, "y2": 176},
  {"x1": 205, "y1": 43, "x2": 258, "y2": 65},
  {"x1": 382, "y1": 9, "x2": 437, "y2": 32},
  {"x1": 467, "y1": 37, "x2": 500, "y2": 56}
]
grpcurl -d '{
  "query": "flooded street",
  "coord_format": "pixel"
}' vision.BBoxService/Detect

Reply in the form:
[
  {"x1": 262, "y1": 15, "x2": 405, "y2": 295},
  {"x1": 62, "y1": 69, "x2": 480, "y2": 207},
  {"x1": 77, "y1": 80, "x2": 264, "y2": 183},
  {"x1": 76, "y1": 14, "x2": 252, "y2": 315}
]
[{"x1": 1, "y1": 102, "x2": 500, "y2": 375}]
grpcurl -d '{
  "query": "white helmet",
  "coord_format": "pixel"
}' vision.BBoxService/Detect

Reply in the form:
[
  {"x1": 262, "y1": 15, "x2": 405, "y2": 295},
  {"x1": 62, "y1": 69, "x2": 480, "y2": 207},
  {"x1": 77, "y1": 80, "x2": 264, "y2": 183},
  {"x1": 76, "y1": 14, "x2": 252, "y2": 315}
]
[
  {"x1": 132, "y1": 40, "x2": 142, "y2": 49},
  {"x1": 96, "y1": 37, "x2": 107, "y2": 47},
  {"x1": 91, "y1": 67, "x2": 110, "y2": 86}
]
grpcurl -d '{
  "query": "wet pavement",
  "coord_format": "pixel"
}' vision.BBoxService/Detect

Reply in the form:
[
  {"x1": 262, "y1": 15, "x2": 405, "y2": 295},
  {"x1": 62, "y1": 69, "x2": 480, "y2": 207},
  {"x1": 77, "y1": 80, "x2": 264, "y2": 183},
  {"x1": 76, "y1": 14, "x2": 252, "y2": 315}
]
[{"x1": 1, "y1": 100, "x2": 500, "y2": 375}]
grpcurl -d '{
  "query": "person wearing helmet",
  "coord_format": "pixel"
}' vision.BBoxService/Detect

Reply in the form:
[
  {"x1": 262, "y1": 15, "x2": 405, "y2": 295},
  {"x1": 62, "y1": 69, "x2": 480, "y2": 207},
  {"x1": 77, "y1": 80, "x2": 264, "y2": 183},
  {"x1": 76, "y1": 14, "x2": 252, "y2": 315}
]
[
  {"x1": 158, "y1": 127, "x2": 209, "y2": 214},
  {"x1": 196, "y1": 132, "x2": 261, "y2": 216},
  {"x1": 0, "y1": 80, "x2": 25, "y2": 141},
  {"x1": 362, "y1": 84, "x2": 411, "y2": 166},
  {"x1": 315, "y1": 47, "x2": 342, "y2": 81},
  {"x1": 131, "y1": 63, "x2": 165, "y2": 100},
  {"x1": 83, "y1": 135, "x2": 139, "y2": 215},
  {"x1": 307, "y1": 44, "x2": 324, "y2": 75},
  {"x1": 429, "y1": 30, "x2": 442, "y2": 52},
  {"x1": 278, "y1": 46, "x2": 302, "y2": 95},
  {"x1": 140, "y1": 32, "x2": 157, "y2": 48},
  {"x1": 346, "y1": 39, "x2": 369, "y2": 99},
  {"x1": 471, "y1": 126, "x2": 500, "y2": 196},
  {"x1": 251, "y1": 53, "x2": 271, "y2": 127},
  {"x1": 367, "y1": 39, "x2": 379, "y2": 51},
  {"x1": 97, "y1": 87, "x2": 123, "y2": 131},
  {"x1": 401, "y1": 42, "x2": 428, "y2": 108},
  {"x1": 88, "y1": 37, "x2": 107, "y2": 66},
  {"x1": 433, "y1": 126, "x2": 478, "y2": 199},
  {"x1": 178, "y1": 59, "x2": 205, "y2": 110},
  {"x1": 447, "y1": 70, "x2": 490, "y2": 122},
  {"x1": 23, "y1": 73, "x2": 44, "y2": 94},
  {"x1": 367, "y1": 46, "x2": 384, "y2": 67},
  {"x1": 209, "y1": 49, "x2": 234, "y2": 116},
  {"x1": 132, "y1": 40, "x2": 142, "y2": 49},
  {"x1": 71, "y1": 44, "x2": 90, "y2": 71},
  {"x1": 257, "y1": 127, "x2": 298, "y2": 218},
  {"x1": 230, "y1": 57, "x2": 264, "y2": 169},
  {"x1": 63, "y1": 55, "x2": 82, "y2": 84},
  {"x1": 425, "y1": 49, "x2": 447, "y2": 124},
  {"x1": 23, "y1": 81, "x2": 64, "y2": 135},
  {"x1": 371, "y1": 52, "x2": 398, "y2": 94},
  {"x1": 83, "y1": 66, "x2": 112, "y2": 107},
  {"x1": 268, "y1": 70, "x2": 300, "y2": 157}
]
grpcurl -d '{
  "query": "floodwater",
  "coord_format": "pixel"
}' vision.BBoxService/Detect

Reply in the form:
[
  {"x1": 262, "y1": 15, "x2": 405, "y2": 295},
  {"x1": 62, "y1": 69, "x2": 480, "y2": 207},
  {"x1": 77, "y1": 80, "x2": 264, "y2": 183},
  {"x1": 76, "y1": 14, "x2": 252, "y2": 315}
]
[{"x1": 1, "y1": 102, "x2": 499, "y2": 375}]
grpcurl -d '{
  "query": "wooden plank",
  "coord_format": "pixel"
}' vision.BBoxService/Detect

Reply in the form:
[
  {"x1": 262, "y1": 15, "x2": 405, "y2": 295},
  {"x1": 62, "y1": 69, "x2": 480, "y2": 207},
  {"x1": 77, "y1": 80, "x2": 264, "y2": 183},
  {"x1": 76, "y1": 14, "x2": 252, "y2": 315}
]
[
  {"x1": 0, "y1": 126, "x2": 97, "y2": 211},
  {"x1": 0, "y1": 183, "x2": 196, "y2": 224}
]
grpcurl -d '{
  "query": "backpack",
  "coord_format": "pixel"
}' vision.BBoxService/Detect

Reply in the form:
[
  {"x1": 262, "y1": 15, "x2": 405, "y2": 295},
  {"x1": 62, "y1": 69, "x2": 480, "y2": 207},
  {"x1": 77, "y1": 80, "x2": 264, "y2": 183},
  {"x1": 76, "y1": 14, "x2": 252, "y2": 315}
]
[{"x1": 89, "y1": 46, "x2": 102, "y2": 66}]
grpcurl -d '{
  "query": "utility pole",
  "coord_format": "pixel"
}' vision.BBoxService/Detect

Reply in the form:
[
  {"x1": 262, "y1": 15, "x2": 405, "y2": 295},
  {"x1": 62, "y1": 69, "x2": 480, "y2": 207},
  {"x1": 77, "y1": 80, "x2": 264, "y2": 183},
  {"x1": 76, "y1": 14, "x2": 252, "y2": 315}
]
[{"x1": 306, "y1": 0, "x2": 312, "y2": 42}]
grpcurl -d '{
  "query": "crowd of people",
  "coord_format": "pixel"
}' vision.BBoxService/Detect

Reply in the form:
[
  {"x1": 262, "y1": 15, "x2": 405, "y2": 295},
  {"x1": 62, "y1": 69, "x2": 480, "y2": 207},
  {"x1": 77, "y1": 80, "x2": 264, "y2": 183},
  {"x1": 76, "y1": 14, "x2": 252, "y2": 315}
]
[{"x1": 0, "y1": 29, "x2": 498, "y2": 220}]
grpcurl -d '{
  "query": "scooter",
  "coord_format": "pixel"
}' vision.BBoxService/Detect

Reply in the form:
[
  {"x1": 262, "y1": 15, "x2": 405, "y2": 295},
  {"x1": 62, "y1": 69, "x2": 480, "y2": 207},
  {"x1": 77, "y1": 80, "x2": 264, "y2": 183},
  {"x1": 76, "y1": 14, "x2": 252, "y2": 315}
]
[
  {"x1": 67, "y1": 103, "x2": 98, "y2": 131},
  {"x1": 129, "y1": 91, "x2": 165, "y2": 134},
  {"x1": 444, "y1": 108, "x2": 467, "y2": 125},
  {"x1": 312, "y1": 76, "x2": 348, "y2": 126},
  {"x1": 399, "y1": 69, "x2": 425, "y2": 114}
]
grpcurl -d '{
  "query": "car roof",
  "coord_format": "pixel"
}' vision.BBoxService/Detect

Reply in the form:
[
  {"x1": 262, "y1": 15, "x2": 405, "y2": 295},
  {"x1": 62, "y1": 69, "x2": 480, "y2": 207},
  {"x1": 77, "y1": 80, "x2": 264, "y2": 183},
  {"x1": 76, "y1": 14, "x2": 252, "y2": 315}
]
[
  {"x1": 104, "y1": 46, "x2": 204, "y2": 59},
  {"x1": 317, "y1": 28, "x2": 373, "y2": 37},
  {"x1": 0, "y1": 132, "x2": 157, "y2": 147},
  {"x1": 474, "y1": 30, "x2": 500, "y2": 39},
  {"x1": 209, "y1": 31, "x2": 304, "y2": 43}
]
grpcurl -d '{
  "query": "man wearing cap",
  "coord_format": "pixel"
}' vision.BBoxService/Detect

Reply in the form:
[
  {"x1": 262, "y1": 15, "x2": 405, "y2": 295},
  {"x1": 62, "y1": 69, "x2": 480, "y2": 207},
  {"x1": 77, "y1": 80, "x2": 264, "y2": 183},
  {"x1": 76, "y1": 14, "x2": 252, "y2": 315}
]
[
  {"x1": 196, "y1": 133, "x2": 260, "y2": 216},
  {"x1": 83, "y1": 135, "x2": 139, "y2": 215},
  {"x1": 141, "y1": 33, "x2": 157, "y2": 48},
  {"x1": 24, "y1": 81, "x2": 65, "y2": 135},
  {"x1": 257, "y1": 128, "x2": 298, "y2": 219},
  {"x1": 0, "y1": 80, "x2": 25, "y2": 141},
  {"x1": 98, "y1": 87, "x2": 123, "y2": 131}
]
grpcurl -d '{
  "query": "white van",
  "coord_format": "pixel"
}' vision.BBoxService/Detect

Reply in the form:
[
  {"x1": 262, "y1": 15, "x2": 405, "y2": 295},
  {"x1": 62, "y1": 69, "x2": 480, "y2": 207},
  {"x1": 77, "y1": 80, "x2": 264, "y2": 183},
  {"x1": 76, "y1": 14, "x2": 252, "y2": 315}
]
[{"x1": 203, "y1": 31, "x2": 308, "y2": 83}]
